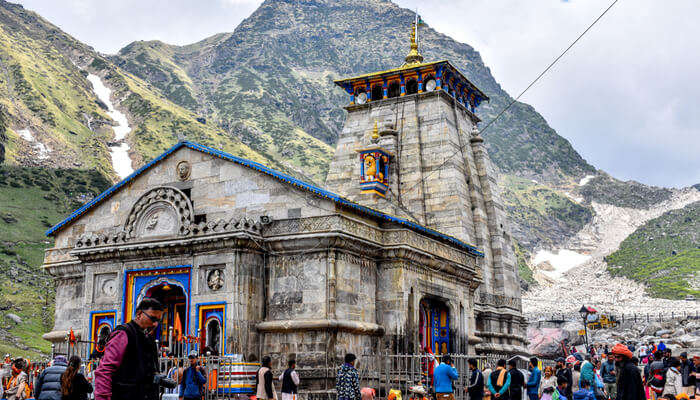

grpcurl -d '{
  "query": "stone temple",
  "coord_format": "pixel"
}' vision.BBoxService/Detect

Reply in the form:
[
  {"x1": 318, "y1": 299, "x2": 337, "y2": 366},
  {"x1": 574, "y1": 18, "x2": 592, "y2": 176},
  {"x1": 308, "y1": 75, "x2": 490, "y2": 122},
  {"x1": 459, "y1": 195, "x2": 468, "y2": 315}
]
[{"x1": 42, "y1": 25, "x2": 526, "y2": 377}]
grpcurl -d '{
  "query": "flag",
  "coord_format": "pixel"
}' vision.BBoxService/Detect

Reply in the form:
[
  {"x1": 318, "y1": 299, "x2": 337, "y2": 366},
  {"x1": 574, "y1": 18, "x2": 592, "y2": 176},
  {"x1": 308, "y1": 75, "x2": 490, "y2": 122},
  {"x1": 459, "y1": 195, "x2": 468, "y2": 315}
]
[
  {"x1": 174, "y1": 311, "x2": 183, "y2": 342},
  {"x1": 69, "y1": 328, "x2": 76, "y2": 347},
  {"x1": 417, "y1": 15, "x2": 425, "y2": 26}
]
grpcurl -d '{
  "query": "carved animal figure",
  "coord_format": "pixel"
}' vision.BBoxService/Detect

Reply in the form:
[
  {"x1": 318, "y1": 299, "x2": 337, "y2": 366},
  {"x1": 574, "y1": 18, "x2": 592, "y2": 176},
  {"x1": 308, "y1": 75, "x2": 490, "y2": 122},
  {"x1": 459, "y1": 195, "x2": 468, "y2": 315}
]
[{"x1": 364, "y1": 155, "x2": 384, "y2": 182}]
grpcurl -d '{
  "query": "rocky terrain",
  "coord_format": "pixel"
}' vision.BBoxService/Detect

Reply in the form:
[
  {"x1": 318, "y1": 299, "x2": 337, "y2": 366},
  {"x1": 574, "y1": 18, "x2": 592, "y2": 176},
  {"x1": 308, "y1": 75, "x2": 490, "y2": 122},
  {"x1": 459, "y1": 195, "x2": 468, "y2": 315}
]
[
  {"x1": 523, "y1": 186, "x2": 700, "y2": 317},
  {"x1": 528, "y1": 317, "x2": 700, "y2": 358}
]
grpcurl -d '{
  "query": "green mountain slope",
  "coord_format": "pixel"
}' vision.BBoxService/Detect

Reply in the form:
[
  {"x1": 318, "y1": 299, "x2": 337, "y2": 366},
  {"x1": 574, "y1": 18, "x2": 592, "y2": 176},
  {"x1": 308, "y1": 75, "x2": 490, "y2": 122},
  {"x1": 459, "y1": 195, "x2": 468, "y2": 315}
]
[
  {"x1": 0, "y1": 165, "x2": 111, "y2": 356},
  {"x1": 580, "y1": 174, "x2": 673, "y2": 209},
  {"x1": 114, "y1": 0, "x2": 595, "y2": 186},
  {"x1": 502, "y1": 175, "x2": 593, "y2": 250},
  {"x1": 0, "y1": 0, "x2": 303, "y2": 181},
  {"x1": 606, "y1": 201, "x2": 700, "y2": 299}
]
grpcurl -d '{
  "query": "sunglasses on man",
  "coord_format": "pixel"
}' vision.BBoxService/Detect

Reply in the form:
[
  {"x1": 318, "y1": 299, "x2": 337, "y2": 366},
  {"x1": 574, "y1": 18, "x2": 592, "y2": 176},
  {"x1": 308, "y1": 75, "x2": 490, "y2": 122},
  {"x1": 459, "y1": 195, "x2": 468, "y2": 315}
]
[{"x1": 140, "y1": 311, "x2": 162, "y2": 323}]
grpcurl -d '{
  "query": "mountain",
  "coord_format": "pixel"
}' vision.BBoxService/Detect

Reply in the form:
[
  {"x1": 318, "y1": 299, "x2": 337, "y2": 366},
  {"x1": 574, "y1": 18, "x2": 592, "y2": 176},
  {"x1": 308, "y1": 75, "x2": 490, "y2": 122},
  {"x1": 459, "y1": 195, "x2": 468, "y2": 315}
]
[
  {"x1": 0, "y1": 0, "x2": 697, "y2": 352},
  {"x1": 112, "y1": 0, "x2": 603, "y2": 260},
  {"x1": 114, "y1": 0, "x2": 595, "y2": 184},
  {"x1": 606, "y1": 200, "x2": 700, "y2": 299},
  {"x1": 0, "y1": 0, "x2": 286, "y2": 180},
  {"x1": 0, "y1": 165, "x2": 110, "y2": 357}
]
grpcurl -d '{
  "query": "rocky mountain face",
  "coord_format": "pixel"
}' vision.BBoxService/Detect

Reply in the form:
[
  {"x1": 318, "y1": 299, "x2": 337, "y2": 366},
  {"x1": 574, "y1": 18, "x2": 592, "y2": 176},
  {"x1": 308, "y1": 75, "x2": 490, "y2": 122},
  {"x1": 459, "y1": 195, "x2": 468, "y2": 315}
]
[
  {"x1": 0, "y1": 0, "x2": 697, "y2": 354},
  {"x1": 115, "y1": 0, "x2": 596, "y2": 185}
]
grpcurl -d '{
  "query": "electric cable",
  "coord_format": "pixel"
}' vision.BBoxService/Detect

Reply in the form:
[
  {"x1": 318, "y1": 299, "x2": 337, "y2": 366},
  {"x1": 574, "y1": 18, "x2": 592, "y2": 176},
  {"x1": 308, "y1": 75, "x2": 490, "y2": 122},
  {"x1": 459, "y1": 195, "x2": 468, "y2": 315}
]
[{"x1": 396, "y1": 0, "x2": 620, "y2": 199}]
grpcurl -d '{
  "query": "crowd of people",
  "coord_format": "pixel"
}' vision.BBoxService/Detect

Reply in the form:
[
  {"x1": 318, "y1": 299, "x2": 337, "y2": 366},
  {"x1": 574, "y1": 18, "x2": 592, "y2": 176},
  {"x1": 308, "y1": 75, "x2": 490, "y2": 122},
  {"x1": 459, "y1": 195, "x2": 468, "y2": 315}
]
[
  {"x1": 0, "y1": 354, "x2": 93, "y2": 400},
  {"x1": 1, "y1": 296, "x2": 698, "y2": 400},
  {"x1": 331, "y1": 343, "x2": 699, "y2": 400}
]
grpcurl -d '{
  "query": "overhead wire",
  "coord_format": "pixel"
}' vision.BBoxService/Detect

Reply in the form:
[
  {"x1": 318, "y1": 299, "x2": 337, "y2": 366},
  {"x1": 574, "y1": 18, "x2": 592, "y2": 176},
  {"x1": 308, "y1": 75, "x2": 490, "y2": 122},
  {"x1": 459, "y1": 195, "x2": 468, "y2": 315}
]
[{"x1": 395, "y1": 0, "x2": 620, "y2": 199}]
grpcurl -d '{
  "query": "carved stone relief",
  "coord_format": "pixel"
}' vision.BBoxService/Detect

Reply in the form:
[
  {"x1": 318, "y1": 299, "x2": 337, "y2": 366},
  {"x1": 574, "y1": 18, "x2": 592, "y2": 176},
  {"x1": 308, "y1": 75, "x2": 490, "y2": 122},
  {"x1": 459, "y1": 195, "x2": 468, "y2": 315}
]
[
  {"x1": 125, "y1": 186, "x2": 194, "y2": 239},
  {"x1": 207, "y1": 269, "x2": 224, "y2": 291},
  {"x1": 93, "y1": 272, "x2": 118, "y2": 303},
  {"x1": 176, "y1": 160, "x2": 191, "y2": 181},
  {"x1": 200, "y1": 264, "x2": 226, "y2": 293}
]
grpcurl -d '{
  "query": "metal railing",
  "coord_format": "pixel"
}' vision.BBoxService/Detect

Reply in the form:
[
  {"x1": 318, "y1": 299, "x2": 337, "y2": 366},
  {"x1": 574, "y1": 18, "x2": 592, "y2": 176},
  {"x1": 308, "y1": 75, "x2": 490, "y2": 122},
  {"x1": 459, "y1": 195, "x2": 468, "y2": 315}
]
[
  {"x1": 47, "y1": 340, "x2": 544, "y2": 400},
  {"x1": 532, "y1": 310, "x2": 700, "y2": 324}
]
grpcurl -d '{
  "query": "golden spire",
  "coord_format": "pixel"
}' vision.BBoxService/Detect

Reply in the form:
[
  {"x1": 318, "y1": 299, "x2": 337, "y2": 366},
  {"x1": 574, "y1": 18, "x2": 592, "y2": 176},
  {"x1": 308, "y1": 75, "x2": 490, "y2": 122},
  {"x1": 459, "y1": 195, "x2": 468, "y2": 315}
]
[
  {"x1": 371, "y1": 120, "x2": 379, "y2": 140},
  {"x1": 404, "y1": 19, "x2": 424, "y2": 66}
]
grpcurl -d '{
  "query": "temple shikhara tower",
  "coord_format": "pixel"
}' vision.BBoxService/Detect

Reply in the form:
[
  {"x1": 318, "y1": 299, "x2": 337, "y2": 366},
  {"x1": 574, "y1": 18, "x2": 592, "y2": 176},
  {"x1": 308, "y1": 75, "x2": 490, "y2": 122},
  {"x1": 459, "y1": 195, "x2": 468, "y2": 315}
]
[
  {"x1": 41, "y1": 17, "x2": 526, "y2": 388},
  {"x1": 326, "y1": 21, "x2": 525, "y2": 354}
]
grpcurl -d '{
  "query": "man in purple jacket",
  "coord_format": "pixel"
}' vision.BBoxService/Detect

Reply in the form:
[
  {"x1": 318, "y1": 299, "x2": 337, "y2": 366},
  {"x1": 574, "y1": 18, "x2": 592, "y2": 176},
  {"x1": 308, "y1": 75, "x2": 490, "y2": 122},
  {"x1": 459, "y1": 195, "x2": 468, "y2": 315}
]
[{"x1": 94, "y1": 298, "x2": 164, "y2": 400}]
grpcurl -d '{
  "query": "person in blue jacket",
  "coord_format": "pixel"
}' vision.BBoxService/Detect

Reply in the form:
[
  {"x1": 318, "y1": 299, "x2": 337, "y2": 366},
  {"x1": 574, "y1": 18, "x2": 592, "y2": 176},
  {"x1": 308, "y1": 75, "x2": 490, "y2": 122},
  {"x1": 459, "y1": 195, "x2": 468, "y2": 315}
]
[
  {"x1": 571, "y1": 379, "x2": 595, "y2": 400},
  {"x1": 179, "y1": 351, "x2": 207, "y2": 400},
  {"x1": 527, "y1": 357, "x2": 541, "y2": 400},
  {"x1": 433, "y1": 355, "x2": 459, "y2": 400}
]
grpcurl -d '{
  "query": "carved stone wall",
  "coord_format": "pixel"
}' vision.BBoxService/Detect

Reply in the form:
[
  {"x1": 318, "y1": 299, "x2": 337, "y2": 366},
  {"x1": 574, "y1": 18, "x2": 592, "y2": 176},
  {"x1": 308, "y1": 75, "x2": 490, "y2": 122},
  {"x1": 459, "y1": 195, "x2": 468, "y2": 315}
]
[{"x1": 325, "y1": 90, "x2": 525, "y2": 352}]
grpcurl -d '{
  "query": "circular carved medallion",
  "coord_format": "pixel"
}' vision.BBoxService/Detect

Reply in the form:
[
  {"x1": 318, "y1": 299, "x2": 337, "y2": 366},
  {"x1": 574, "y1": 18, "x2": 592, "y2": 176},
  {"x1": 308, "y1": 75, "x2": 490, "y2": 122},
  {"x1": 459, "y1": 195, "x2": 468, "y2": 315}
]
[
  {"x1": 101, "y1": 279, "x2": 116, "y2": 297},
  {"x1": 176, "y1": 160, "x2": 191, "y2": 181},
  {"x1": 207, "y1": 269, "x2": 224, "y2": 291}
]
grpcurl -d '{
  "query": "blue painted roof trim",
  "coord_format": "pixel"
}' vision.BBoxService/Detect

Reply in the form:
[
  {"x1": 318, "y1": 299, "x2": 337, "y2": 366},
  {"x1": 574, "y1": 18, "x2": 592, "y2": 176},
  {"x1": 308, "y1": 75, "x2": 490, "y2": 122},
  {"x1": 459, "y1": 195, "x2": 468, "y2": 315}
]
[{"x1": 46, "y1": 141, "x2": 484, "y2": 258}]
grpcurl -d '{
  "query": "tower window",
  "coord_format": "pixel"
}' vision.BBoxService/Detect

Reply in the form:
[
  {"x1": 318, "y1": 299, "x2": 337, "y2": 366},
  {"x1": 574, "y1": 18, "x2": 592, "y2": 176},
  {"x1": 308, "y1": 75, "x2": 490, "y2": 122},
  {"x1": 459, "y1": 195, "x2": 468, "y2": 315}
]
[
  {"x1": 406, "y1": 79, "x2": 418, "y2": 95},
  {"x1": 371, "y1": 84, "x2": 383, "y2": 101},
  {"x1": 388, "y1": 81, "x2": 401, "y2": 98}
]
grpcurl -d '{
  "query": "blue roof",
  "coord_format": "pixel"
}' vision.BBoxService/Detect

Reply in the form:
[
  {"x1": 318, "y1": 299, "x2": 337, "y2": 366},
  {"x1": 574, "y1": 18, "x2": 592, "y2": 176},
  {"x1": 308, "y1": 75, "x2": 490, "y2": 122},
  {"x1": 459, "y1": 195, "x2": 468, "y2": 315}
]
[{"x1": 46, "y1": 141, "x2": 484, "y2": 257}]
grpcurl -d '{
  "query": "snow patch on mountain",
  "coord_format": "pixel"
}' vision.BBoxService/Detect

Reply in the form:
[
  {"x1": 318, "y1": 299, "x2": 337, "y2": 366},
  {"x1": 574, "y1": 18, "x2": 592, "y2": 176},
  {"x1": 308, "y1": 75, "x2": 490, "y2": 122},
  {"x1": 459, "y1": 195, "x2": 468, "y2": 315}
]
[
  {"x1": 86, "y1": 74, "x2": 134, "y2": 179},
  {"x1": 17, "y1": 128, "x2": 51, "y2": 159},
  {"x1": 533, "y1": 249, "x2": 590, "y2": 280},
  {"x1": 524, "y1": 187, "x2": 700, "y2": 317},
  {"x1": 579, "y1": 175, "x2": 595, "y2": 186}
]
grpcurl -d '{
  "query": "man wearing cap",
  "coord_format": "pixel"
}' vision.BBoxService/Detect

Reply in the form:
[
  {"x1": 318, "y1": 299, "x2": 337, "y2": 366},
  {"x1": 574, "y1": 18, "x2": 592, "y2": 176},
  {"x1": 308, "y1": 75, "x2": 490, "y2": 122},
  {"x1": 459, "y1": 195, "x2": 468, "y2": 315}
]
[
  {"x1": 33, "y1": 355, "x2": 68, "y2": 400},
  {"x1": 94, "y1": 297, "x2": 165, "y2": 400},
  {"x1": 179, "y1": 351, "x2": 206, "y2": 400},
  {"x1": 610, "y1": 343, "x2": 644, "y2": 400}
]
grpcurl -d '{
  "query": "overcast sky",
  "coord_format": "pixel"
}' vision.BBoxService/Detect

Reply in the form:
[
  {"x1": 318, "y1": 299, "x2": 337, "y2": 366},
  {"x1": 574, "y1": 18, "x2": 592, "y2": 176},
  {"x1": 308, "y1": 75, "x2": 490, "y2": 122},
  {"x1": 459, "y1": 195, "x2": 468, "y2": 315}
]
[{"x1": 16, "y1": 0, "x2": 700, "y2": 188}]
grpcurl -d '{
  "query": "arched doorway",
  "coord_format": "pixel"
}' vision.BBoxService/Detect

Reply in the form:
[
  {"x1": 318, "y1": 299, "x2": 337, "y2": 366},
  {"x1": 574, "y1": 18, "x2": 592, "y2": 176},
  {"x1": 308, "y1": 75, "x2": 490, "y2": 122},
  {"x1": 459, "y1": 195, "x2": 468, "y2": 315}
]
[
  {"x1": 205, "y1": 318, "x2": 221, "y2": 355},
  {"x1": 419, "y1": 299, "x2": 450, "y2": 355},
  {"x1": 145, "y1": 282, "x2": 187, "y2": 348}
]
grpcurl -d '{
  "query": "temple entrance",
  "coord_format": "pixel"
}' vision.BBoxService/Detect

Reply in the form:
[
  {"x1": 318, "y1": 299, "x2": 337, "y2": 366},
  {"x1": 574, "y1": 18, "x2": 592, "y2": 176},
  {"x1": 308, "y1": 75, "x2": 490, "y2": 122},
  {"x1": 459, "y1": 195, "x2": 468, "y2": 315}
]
[
  {"x1": 97, "y1": 325, "x2": 111, "y2": 345},
  {"x1": 419, "y1": 299, "x2": 450, "y2": 355},
  {"x1": 204, "y1": 318, "x2": 221, "y2": 355},
  {"x1": 145, "y1": 282, "x2": 187, "y2": 348}
]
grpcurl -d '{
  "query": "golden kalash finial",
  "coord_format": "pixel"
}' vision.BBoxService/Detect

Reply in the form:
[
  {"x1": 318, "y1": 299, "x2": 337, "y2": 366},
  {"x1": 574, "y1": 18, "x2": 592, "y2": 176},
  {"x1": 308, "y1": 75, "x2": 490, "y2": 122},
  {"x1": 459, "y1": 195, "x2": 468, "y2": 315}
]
[
  {"x1": 371, "y1": 120, "x2": 379, "y2": 140},
  {"x1": 404, "y1": 13, "x2": 424, "y2": 66}
]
